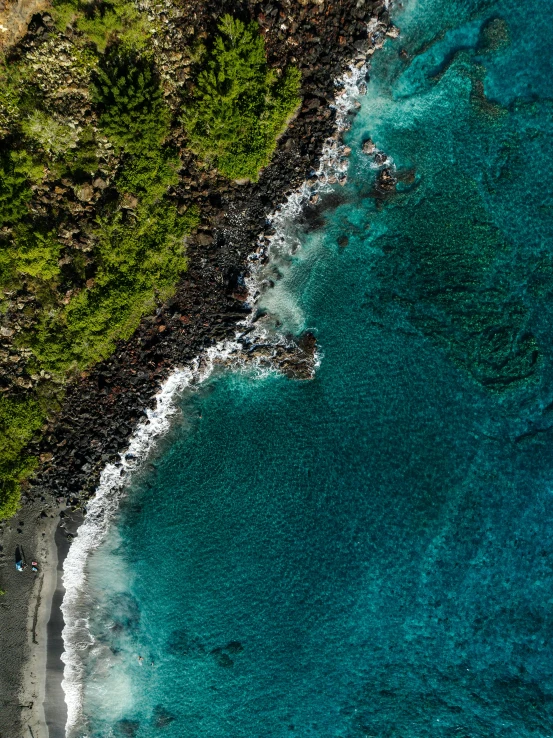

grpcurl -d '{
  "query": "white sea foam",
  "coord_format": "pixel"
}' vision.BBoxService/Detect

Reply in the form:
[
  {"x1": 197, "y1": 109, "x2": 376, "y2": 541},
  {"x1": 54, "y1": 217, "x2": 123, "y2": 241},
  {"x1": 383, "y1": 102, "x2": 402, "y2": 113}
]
[
  {"x1": 244, "y1": 63, "x2": 368, "y2": 312},
  {"x1": 60, "y1": 60, "x2": 370, "y2": 738}
]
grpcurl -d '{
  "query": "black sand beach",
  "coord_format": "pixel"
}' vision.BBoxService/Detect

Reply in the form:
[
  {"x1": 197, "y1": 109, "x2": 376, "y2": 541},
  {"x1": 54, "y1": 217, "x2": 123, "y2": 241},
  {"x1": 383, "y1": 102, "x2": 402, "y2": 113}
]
[{"x1": 0, "y1": 499, "x2": 59, "y2": 738}]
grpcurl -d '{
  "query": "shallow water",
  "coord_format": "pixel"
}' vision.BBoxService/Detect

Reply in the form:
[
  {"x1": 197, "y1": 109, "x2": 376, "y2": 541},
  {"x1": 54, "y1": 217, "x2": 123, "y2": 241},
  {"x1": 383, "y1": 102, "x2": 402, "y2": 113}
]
[{"x1": 72, "y1": 0, "x2": 553, "y2": 735}]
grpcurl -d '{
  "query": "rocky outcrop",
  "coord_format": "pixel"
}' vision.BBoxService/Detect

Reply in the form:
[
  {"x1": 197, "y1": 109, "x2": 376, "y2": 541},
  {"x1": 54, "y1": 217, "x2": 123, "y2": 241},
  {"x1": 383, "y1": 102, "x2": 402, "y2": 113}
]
[{"x1": 0, "y1": 0, "x2": 49, "y2": 50}]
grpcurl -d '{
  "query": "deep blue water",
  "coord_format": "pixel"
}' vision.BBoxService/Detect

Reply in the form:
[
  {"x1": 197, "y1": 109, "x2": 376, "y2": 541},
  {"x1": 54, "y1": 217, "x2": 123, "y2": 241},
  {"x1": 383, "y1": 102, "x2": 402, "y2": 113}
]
[{"x1": 77, "y1": 0, "x2": 553, "y2": 735}]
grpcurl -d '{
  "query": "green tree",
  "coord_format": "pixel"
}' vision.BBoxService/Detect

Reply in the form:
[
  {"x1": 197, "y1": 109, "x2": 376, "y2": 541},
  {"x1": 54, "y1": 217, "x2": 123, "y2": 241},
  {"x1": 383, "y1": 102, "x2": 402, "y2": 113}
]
[
  {"x1": 92, "y1": 48, "x2": 171, "y2": 154},
  {"x1": 183, "y1": 14, "x2": 301, "y2": 181}
]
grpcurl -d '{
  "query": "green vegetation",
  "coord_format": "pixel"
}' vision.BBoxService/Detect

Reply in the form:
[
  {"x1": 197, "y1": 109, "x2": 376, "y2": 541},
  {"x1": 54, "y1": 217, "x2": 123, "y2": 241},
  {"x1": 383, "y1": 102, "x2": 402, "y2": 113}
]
[
  {"x1": 0, "y1": 10, "x2": 299, "y2": 518},
  {"x1": 183, "y1": 14, "x2": 301, "y2": 181},
  {"x1": 0, "y1": 227, "x2": 62, "y2": 289},
  {"x1": 51, "y1": 0, "x2": 150, "y2": 51},
  {"x1": 22, "y1": 44, "x2": 199, "y2": 374},
  {"x1": 22, "y1": 111, "x2": 80, "y2": 157},
  {"x1": 0, "y1": 395, "x2": 45, "y2": 520},
  {"x1": 0, "y1": 40, "x2": 196, "y2": 516},
  {"x1": 0, "y1": 150, "x2": 41, "y2": 228},
  {"x1": 62, "y1": 126, "x2": 100, "y2": 181},
  {"x1": 92, "y1": 48, "x2": 171, "y2": 154},
  {"x1": 117, "y1": 148, "x2": 180, "y2": 204},
  {"x1": 29, "y1": 201, "x2": 198, "y2": 372}
]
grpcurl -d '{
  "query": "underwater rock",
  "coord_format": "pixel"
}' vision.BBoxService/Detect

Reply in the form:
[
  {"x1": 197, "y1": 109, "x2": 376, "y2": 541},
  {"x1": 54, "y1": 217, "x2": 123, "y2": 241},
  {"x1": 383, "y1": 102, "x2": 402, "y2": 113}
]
[
  {"x1": 114, "y1": 719, "x2": 140, "y2": 737},
  {"x1": 153, "y1": 705, "x2": 176, "y2": 728}
]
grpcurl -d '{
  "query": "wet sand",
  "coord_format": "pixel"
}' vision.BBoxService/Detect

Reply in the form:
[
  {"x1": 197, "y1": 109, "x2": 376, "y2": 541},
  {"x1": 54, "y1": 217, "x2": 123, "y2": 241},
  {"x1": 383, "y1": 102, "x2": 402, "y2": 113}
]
[
  {"x1": 45, "y1": 512, "x2": 82, "y2": 738},
  {"x1": 44, "y1": 522, "x2": 70, "y2": 738}
]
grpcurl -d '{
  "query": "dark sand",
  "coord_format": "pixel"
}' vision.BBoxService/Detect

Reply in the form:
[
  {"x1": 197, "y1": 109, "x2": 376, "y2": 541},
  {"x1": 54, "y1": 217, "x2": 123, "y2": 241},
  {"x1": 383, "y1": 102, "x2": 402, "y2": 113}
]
[
  {"x1": 0, "y1": 499, "x2": 60, "y2": 738},
  {"x1": 0, "y1": 502, "x2": 84, "y2": 738},
  {"x1": 44, "y1": 523, "x2": 70, "y2": 738}
]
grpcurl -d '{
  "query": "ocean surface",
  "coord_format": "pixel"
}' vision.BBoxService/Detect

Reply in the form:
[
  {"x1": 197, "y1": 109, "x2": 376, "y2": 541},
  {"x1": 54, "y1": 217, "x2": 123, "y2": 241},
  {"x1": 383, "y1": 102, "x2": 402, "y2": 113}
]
[{"x1": 64, "y1": 0, "x2": 553, "y2": 735}]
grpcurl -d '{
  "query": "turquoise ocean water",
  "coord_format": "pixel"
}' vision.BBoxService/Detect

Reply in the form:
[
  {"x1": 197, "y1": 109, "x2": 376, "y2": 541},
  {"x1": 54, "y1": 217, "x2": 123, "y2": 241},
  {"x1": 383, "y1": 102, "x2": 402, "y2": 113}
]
[{"x1": 72, "y1": 0, "x2": 553, "y2": 735}]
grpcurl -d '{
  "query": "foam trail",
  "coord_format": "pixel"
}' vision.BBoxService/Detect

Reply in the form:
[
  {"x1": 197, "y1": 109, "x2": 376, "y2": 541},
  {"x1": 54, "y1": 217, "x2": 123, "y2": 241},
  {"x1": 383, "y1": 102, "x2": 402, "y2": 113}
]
[
  {"x1": 60, "y1": 61, "x2": 369, "y2": 738},
  {"x1": 244, "y1": 63, "x2": 368, "y2": 307},
  {"x1": 61, "y1": 341, "x2": 240, "y2": 737}
]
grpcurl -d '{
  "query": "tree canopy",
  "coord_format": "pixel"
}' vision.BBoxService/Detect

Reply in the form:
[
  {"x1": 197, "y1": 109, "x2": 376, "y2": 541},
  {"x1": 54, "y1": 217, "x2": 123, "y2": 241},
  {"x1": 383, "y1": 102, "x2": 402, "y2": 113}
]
[{"x1": 183, "y1": 14, "x2": 301, "y2": 181}]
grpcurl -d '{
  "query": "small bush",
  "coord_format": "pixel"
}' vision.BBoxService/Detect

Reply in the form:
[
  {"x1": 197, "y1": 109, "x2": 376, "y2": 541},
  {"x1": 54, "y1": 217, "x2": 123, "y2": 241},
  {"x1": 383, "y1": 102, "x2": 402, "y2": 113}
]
[
  {"x1": 0, "y1": 226, "x2": 62, "y2": 288},
  {"x1": 0, "y1": 60, "x2": 24, "y2": 134},
  {"x1": 22, "y1": 111, "x2": 80, "y2": 157},
  {"x1": 183, "y1": 14, "x2": 301, "y2": 181},
  {"x1": 0, "y1": 150, "x2": 40, "y2": 228},
  {"x1": 117, "y1": 148, "x2": 180, "y2": 205},
  {"x1": 0, "y1": 394, "x2": 45, "y2": 520},
  {"x1": 52, "y1": 0, "x2": 150, "y2": 51},
  {"x1": 92, "y1": 48, "x2": 171, "y2": 154}
]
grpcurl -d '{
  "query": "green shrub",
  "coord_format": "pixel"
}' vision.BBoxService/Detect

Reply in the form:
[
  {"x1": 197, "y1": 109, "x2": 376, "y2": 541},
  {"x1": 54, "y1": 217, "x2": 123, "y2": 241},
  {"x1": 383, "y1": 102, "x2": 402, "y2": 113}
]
[
  {"x1": 92, "y1": 48, "x2": 171, "y2": 154},
  {"x1": 29, "y1": 203, "x2": 199, "y2": 372},
  {"x1": 183, "y1": 14, "x2": 301, "y2": 181},
  {"x1": 0, "y1": 60, "x2": 24, "y2": 134},
  {"x1": 117, "y1": 148, "x2": 180, "y2": 205},
  {"x1": 0, "y1": 394, "x2": 45, "y2": 520},
  {"x1": 0, "y1": 150, "x2": 41, "y2": 228},
  {"x1": 52, "y1": 0, "x2": 149, "y2": 50},
  {"x1": 0, "y1": 226, "x2": 62, "y2": 289},
  {"x1": 22, "y1": 111, "x2": 80, "y2": 157}
]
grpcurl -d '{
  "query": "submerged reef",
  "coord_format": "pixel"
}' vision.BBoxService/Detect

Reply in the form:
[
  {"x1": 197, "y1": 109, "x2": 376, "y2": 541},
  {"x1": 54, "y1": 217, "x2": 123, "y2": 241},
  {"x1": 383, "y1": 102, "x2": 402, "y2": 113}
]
[{"x1": 360, "y1": 17, "x2": 546, "y2": 391}]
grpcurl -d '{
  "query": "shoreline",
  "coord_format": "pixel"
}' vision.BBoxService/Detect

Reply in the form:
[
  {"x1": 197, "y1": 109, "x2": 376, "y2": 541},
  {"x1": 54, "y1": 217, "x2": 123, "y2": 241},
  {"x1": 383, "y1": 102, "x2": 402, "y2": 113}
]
[
  {"x1": 45, "y1": 513, "x2": 82, "y2": 738},
  {"x1": 59, "y1": 59, "x2": 372, "y2": 738},
  {"x1": 44, "y1": 523, "x2": 67, "y2": 738},
  {"x1": 0, "y1": 2, "x2": 395, "y2": 735}
]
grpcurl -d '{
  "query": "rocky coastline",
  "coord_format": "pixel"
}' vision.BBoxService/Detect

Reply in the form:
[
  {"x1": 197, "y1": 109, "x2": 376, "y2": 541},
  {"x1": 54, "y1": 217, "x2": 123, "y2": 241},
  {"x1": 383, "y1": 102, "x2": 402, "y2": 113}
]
[
  {"x1": 25, "y1": 0, "x2": 395, "y2": 506},
  {"x1": 0, "y1": 0, "x2": 395, "y2": 735}
]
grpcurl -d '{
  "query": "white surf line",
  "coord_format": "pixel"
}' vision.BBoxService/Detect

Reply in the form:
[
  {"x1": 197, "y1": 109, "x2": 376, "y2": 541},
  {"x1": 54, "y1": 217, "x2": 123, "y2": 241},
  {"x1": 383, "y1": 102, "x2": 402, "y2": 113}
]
[
  {"x1": 60, "y1": 59, "x2": 372, "y2": 738},
  {"x1": 244, "y1": 62, "x2": 368, "y2": 305},
  {"x1": 60, "y1": 341, "x2": 241, "y2": 738}
]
